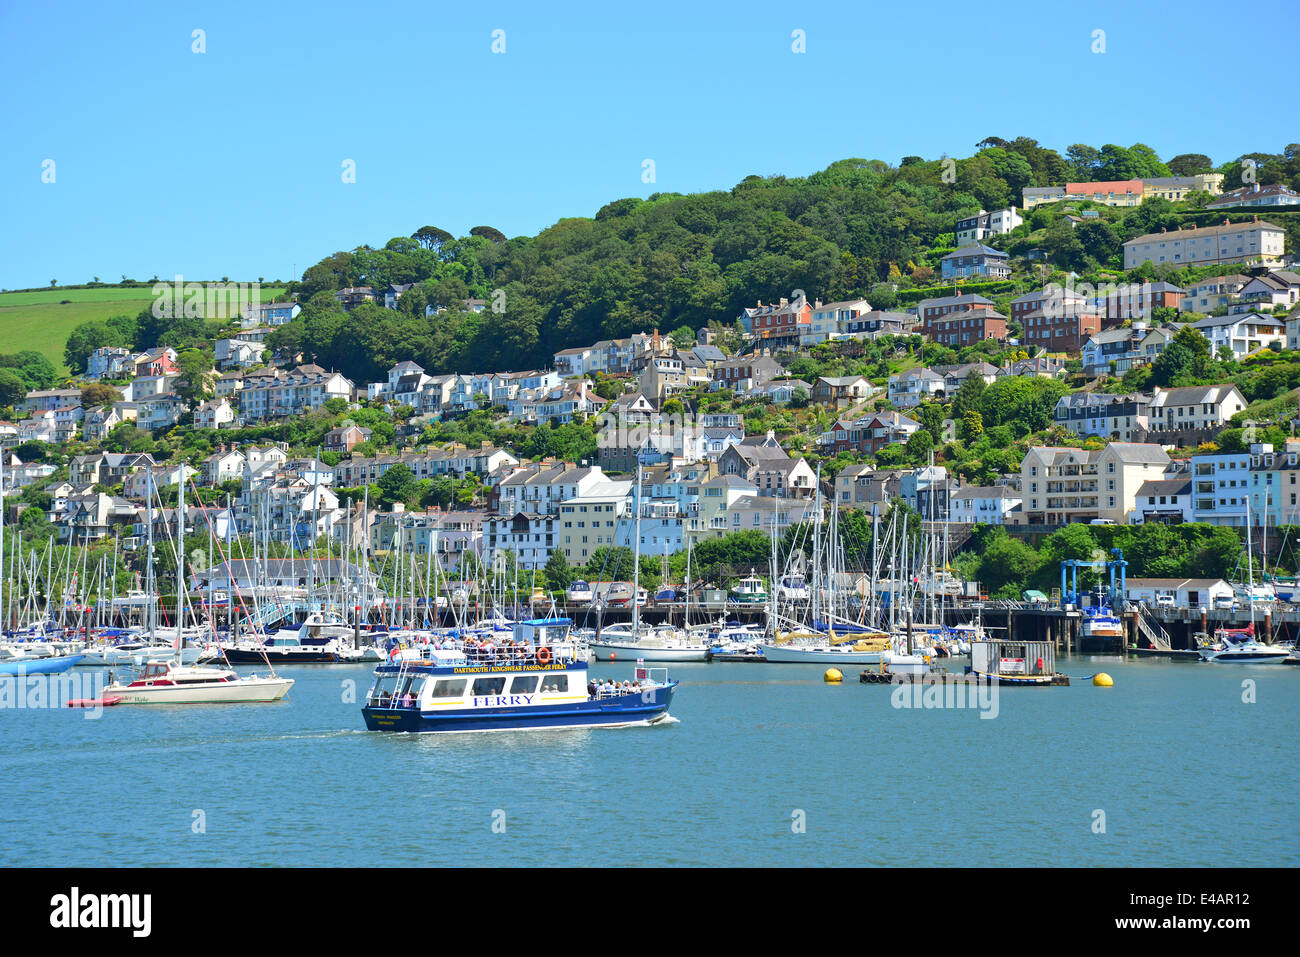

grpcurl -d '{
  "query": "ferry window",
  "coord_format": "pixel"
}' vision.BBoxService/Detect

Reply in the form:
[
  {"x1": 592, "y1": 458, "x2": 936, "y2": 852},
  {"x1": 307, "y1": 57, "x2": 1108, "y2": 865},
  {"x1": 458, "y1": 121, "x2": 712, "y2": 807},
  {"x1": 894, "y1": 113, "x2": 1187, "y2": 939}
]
[
  {"x1": 471, "y1": 677, "x2": 507, "y2": 696},
  {"x1": 540, "y1": 675, "x2": 569, "y2": 693},
  {"x1": 510, "y1": 675, "x2": 539, "y2": 694},
  {"x1": 431, "y1": 679, "x2": 467, "y2": 698}
]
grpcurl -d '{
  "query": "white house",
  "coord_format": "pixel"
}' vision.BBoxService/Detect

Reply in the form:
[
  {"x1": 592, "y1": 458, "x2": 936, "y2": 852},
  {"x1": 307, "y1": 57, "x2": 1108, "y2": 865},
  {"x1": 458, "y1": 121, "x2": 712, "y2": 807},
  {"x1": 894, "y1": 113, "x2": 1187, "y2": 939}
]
[
  {"x1": 950, "y1": 486, "x2": 1022, "y2": 525},
  {"x1": 1189, "y1": 312, "x2": 1285, "y2": 358},
  {"x1": 1146, "y1": 384, "x2": 1247, "y2": 434}
]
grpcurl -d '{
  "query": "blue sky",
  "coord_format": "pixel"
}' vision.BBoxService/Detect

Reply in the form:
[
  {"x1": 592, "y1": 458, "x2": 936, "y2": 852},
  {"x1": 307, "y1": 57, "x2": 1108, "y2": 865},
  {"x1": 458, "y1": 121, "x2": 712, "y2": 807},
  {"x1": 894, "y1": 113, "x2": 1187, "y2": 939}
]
[{"x1": 1, "y1": 0, "x2": 1294, "y2": 290}]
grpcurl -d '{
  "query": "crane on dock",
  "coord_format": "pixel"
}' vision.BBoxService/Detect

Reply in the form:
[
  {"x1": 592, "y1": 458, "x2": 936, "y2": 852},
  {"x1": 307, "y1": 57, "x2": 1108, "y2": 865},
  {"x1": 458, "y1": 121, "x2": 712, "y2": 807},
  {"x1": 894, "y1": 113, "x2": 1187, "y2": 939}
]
[{"x1": 1059, "y1": 548, "x2": 1127, "y2": 609}]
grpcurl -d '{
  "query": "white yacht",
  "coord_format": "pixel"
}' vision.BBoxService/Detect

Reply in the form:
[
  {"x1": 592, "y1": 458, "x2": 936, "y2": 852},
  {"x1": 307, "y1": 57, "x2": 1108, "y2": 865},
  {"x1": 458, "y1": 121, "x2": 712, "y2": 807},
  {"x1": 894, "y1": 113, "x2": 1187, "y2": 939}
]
[
  {"x1": 1197, "y1": 629, "x2": 1292, "y2": 664},
  {"x1": 104, "y1": 660, "x2": 294, "y2": 703},
  {"x1": 589, "y1": 623, "x2": 711, "y2": 662}
]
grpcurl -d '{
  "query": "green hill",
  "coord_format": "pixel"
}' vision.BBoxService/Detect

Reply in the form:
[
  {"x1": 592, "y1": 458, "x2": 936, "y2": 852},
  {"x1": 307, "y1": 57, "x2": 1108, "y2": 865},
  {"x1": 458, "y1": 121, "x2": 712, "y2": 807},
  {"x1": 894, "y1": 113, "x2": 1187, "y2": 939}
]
[{"x1": 0, "y1": 284, "x2": 282, "y2": 374}]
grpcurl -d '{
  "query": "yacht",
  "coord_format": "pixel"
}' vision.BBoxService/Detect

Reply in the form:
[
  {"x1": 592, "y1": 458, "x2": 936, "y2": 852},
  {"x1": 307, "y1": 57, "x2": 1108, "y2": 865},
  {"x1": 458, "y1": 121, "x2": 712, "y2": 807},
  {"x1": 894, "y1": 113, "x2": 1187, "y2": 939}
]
[
  {"x1": 103, "y1": 660, "x2": 295, "y2": 703},
  {"x1": 565, "y1": 580, "x2": 594, "y2": 605},
  {"x1": 760, "y1": 627, "x2": 893, "y2": 664},
  {"x1": 776, "y1": 574, "x2": 809, "y2": 603},
  {"x1": 0, "y1": 646, "x2": 84, "y2": 675},
  {"x1": 1197, "y1": 628, "x2": 1292, "y2": 664},
  {"x1": 589, "y1": 623, "x2": 711, "y2": 662}
]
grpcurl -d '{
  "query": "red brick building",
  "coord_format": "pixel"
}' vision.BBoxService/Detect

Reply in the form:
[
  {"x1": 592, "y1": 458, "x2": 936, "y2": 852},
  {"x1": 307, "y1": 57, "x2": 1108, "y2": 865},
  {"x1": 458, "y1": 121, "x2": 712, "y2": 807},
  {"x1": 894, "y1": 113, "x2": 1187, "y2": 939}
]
[
  {"x1": 926, "y1": 307, "x2": 1008, "y2": 347},
  {"x1": 749, "y1": 298, "x2": 812, "y2": 346}
]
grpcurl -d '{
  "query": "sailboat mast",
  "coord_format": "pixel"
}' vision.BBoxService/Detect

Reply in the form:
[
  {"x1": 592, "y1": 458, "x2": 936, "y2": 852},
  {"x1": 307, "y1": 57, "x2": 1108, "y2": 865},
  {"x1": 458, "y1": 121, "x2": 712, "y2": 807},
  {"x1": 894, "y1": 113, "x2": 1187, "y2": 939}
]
[{"x1": 632, "y1": 461, "x2": 642, "y2": 635}]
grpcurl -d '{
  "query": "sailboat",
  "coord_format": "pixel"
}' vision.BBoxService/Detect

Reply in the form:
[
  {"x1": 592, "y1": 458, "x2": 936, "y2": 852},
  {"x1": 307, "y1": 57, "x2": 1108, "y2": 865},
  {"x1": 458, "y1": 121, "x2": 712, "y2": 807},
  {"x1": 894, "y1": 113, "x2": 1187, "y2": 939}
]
[
  {"x1": 1198, "y1": 498, "x2": 1290, "y2": 663},
  {"x1": 104, "y1": 480, "x2": 294, "y2": 703},
  {"x1": 588, "y1": 462, "x2": 710, "y2": 662}
]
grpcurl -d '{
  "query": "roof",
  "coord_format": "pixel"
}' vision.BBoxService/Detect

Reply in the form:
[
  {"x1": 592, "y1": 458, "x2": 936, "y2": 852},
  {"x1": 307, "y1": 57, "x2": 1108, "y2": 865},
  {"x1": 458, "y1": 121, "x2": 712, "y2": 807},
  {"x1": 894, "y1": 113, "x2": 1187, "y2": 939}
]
[
  {"x1": 952, "y1": 486, "x2": 1019, "y2": 501},
  {"x1": 1125, "y1": 578, "x2": 1228, "y2": 590},
  {"x1": 940, "y1": 243, "x2": 1008, "y2": 261},
  {"x1": 1150, "y1": 383, "x2": 1243, "y2": 406},
  {"x1": 1124, "y1": 220, "x2": 1284, "y2": 246},
  {"x1": 1135, "y1": 478, "x2": 1192, "y2": 497},
  {"x1": 1106, "y1": 442, "x2": 1171, "y2": 465}
]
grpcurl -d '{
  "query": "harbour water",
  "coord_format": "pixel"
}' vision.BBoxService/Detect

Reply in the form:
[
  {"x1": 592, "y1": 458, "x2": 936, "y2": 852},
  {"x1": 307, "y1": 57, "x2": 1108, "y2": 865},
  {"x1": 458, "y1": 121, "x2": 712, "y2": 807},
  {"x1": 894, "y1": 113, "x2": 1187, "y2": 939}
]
[{"x1": 2, "y1": 656, "x2": 1297, "y2": 868}]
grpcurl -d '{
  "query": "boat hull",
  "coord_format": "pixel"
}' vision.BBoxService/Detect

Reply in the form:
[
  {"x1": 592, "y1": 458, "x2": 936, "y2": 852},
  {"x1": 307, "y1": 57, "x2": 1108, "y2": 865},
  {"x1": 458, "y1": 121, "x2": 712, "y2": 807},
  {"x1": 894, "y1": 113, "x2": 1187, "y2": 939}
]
[
  {"x1": 102, "y1": 676, "x2": 294, "y2": 703},
  {"x1": 221, "y1": 646, "x2": 342, "y2": 664},
  {"x1": 0, "y1": 653, "x2": 85, "y2": 676},
  {"x1": 589, "y1": 642, "x2": 709, "y2": 662},
  {"x1": 759, "y1": 643, "x2": 885, "y2": 664},
  {"x1": 362, "y1": 684, "x2": 676, "y2": 732},
  {"x1": 1199, "y1": 652, "x2": 1290, "y2": 664}
]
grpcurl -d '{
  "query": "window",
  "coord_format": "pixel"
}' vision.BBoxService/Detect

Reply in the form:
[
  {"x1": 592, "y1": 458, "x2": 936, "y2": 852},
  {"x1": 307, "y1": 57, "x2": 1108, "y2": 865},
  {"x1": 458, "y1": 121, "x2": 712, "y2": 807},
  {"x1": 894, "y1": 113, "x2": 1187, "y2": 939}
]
[
  {"x1": 539, "y1": 674, "x2": 569, "y2": 693},
  {"x1": 471, "y1": 677, "x2": 507, "y2": 696},
  {"x1": 431, "y1": 679, "x2": 467, "y2": 698},
  {"x1": 510, "y1": 676, "x2": 539, "y2": 694}
]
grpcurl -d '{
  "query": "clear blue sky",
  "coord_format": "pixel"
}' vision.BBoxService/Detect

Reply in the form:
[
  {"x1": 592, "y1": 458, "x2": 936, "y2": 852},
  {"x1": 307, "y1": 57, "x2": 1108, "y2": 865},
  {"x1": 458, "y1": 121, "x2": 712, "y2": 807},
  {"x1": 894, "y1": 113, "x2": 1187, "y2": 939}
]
[{"x1": 1, "y1": 0, "x2": 1293, "y2": 290}]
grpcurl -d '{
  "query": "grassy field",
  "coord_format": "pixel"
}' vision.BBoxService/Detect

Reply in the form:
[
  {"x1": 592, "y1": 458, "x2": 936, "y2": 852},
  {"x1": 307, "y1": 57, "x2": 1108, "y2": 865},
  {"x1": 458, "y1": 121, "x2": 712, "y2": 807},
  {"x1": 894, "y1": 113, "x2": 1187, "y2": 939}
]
[{"x1": 0, "y1": 284, "x2": 284, "y2": 374}]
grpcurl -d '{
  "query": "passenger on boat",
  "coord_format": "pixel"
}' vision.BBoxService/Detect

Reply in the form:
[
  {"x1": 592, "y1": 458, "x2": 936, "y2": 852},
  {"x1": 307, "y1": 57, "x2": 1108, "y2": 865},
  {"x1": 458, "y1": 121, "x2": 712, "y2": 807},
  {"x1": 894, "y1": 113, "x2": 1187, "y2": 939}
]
[{"x1": 587, "y1": 680, "x2": 597, "y2": 697}]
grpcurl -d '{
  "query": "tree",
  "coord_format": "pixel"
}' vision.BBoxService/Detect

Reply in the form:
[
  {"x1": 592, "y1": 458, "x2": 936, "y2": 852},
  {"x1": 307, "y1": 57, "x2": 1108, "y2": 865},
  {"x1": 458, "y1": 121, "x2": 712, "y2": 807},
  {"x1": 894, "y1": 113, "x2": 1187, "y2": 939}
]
[
  {"x1": 0, "y1": 351, "x2": 58, "y2": 390},
  {"x1": 1149, "y1": 326, "x2": 1212, "y2": 387},
  {"x1": 1168, "y1": 153, "x2": 1214, "y2": 176},
  {"x1": 173, "y1": 348, "x2": 215, "y2": 405},
  {"x1": 80, "y1": 382, "x2": 122, "y2": 409},
  {"x1": 544, "y1": 548, "x2": 573, "y2": 591},
  {"x1": 977, "y1": 530, "x2": 1043, "y2": 595},
  {"x1": 905, "y1": 428, "x2": 935, "y2": 463},
  {"x1": 960, "y1": 409, "x2": 984, "y2": 443},
  {"x1": 0, "y1": 369, "x2": 26, "y2": 407},
  {"x1": 65, "y1": 319, "x2": 127, "y2": 374},
  {"x1": 469, "y1": 225, "x2": 507, "y2": 244},
  {"x1": 376, "y1": 462, "x2": 417, "y2": 507}
]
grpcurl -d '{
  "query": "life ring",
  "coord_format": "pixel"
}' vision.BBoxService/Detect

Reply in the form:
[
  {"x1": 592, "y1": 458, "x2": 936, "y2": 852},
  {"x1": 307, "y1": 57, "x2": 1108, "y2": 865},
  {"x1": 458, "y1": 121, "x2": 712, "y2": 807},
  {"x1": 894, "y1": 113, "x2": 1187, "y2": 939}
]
[{"x1": 536, "y1": 646, "x2": 552, "y2": 665}]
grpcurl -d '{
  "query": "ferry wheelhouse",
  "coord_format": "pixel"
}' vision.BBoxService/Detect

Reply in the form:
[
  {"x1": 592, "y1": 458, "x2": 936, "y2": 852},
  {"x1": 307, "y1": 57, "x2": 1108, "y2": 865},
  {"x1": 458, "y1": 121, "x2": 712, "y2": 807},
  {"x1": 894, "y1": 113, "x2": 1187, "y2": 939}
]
[{"x1": 361, "y1": 617, "x2": 678, "y2": 733}]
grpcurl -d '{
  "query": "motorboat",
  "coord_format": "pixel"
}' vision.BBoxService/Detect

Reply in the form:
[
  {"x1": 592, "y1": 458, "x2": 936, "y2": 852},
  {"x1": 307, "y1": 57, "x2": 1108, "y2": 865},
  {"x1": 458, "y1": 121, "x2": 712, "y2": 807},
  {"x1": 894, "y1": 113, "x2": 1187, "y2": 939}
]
[
  {"x1": 565, "y1": 580, "x2": 594, "y2": 605},
  {"x1": 1197, "y1": 627, "x2": 1292, "y2": 664},
  {"x1": 775, "y1": 575, "x2": 809, "y2": 603},
  {"x1": 729, "y1": 573, "x2": 769, "y2": 605},
  {"x1": 103, "y1": 659, "x2": 294, "y2": 703}
]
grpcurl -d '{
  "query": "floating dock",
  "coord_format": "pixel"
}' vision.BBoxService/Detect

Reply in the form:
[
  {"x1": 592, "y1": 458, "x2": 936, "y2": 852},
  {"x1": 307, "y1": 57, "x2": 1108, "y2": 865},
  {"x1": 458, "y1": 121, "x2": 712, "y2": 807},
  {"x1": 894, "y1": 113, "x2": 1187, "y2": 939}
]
[{"x1": 858, "y1": 670, "x2": 1069, "y2": 686}]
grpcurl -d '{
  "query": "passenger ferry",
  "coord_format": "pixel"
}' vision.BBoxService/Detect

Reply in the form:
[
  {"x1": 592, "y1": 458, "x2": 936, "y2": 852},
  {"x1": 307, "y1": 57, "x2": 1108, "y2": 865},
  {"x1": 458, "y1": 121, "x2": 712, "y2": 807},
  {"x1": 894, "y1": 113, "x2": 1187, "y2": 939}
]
[{"x1": 361, "y1": 617, "x2": 678, "y2": 733}]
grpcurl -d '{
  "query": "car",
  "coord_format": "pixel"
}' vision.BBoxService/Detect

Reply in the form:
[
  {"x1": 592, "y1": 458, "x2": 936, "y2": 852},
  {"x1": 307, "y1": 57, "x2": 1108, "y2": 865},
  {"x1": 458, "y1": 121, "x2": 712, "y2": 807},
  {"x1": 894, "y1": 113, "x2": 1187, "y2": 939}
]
[
  {"x1": 1089, "y1": 518, "x2": 1116, "y2": 526},
  {"x1": 1212, "y1": 595, "x2": 1235, "y2": 610},
  {"x1": 1155, "y1": 594, "x2": 1176, "y2": 609}
]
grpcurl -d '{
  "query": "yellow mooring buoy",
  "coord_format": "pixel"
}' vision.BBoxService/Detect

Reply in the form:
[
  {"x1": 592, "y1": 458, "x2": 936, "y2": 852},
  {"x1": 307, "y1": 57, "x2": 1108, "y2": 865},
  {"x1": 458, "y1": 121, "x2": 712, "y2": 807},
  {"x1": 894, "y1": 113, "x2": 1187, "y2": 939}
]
[
  {"x1": 1093, "y1": 672, "x2": 1114, "y2": 687},
  {"x1": 824, "y1": 668, "x2": 843, "y2": 683}
]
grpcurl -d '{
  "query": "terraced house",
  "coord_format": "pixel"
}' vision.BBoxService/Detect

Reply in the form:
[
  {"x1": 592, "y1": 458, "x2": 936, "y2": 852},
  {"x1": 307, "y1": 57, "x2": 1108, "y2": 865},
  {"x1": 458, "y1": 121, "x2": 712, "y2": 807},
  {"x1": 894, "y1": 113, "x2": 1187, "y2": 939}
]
[
  {"x1": 1122, "y1": 219, "x2": 1285, "y2": 268},
  {"x1": 1053, "y1": 392, "x2": 1151, "y2": 442},
  {"x1": 237, "y1": 364, "x2": 354, "y2": 422}
]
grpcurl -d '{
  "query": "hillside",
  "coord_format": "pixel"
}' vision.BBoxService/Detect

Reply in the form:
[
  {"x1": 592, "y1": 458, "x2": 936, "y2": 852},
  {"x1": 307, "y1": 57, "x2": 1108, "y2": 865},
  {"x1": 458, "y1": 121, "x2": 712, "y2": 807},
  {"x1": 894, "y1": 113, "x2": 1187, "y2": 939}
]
[
  {"x1": 261, "y1": 139, "x2": 1300, "y2": 383},
  {"x1": 0, "y1": 284, "x2": 283, "y2": 374}
]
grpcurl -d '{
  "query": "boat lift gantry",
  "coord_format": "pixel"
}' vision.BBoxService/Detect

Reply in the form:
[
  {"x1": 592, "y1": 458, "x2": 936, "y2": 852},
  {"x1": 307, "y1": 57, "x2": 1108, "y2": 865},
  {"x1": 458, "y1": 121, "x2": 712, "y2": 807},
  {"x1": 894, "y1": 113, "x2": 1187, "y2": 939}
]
[{"x1": 1060, "y1": 548, "x2": 1127, "y2": 609}]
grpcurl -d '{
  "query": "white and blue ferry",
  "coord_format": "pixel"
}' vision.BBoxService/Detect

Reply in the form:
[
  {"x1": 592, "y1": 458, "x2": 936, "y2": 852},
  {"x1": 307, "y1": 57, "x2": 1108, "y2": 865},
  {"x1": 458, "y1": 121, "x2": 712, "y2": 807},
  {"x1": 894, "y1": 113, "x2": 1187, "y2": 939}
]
[{"x1": 361, "y1": 617, "x2": 678, "y2": 733}]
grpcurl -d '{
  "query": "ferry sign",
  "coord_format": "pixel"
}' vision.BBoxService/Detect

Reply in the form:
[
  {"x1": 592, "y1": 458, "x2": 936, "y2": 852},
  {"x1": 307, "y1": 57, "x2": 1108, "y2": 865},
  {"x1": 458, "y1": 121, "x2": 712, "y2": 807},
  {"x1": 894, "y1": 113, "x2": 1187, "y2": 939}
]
[{"x1": 472, "y1": 694, "x2": 535, "y2": 708}]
